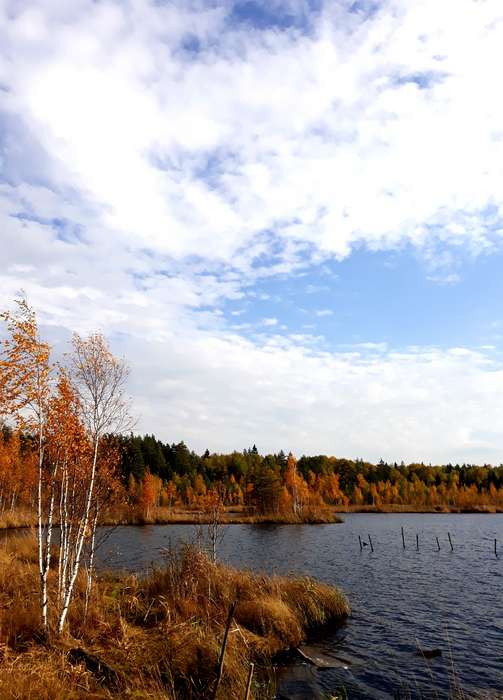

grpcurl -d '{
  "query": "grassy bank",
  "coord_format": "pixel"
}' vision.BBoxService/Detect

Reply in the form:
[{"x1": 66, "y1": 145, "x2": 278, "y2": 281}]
[
  {"x1": 333, "y1": 504, "x2": 503, "y2": 514},
  {"x1": 115, "y1": 504, "x2": 342, "y2": 525},
  {"x1": 6, "y1": 502, "x2": 503, "y2": 531},
  {"x1": 0, "y1": 534, "x2": 349, "y2": 699},
  {"x1": 0, "y1": 509, "x2": 38, "y2": 529},
  {"x1": 0, "y1": 505, "x2": 342, "y2": 530}
]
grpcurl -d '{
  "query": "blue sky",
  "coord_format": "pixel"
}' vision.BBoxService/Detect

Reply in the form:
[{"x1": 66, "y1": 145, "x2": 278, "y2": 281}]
[
  {"x1": 2, "y1": 0, "x2": 503, "y2": 463},
  {"x1": 223, "y1": 248, "x2": 503, "y2": 350}
]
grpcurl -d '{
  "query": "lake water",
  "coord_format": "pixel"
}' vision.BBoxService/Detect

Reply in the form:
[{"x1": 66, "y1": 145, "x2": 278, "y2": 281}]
[{"x1": 59, "y1": 514, "x2": 503, "y2": 697}]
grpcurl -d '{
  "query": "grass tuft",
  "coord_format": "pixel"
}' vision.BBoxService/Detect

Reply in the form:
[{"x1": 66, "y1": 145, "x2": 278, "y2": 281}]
[{"x1": 0, "y1": 535, "x2": 349, "y2": 699}]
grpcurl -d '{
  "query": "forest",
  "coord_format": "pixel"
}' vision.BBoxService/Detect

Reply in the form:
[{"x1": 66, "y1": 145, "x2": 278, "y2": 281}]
[
  {"x1": 2, "y1": 426, "x2": 503, "y2": 523},
  {"x1": 117, "y1": 436, "x2": 503, "y2": 512}
]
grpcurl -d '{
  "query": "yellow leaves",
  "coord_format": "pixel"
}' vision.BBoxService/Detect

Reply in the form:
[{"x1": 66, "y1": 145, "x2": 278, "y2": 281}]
[
  {"x1": 0, "y1": 297, "x2": 51, "y2": 422},
  {"x1": 0, "y1": 297, "x2": 126, "y2": 518},
  {"x1": 141, "y1": 470, "x2": 158, "y2": 510},
  {"x1": 46, "y1": 368, "x2": 92, "y2": 476}
]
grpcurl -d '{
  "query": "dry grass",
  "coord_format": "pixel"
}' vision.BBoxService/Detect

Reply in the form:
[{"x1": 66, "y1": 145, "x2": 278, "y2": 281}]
[
  {"x1": 0, "y1": 505, "x2": 341, "y2": 528},
  {"x1": 0, "y1": 534, "x2": 349, "y2": 699},
  {"x1": 333, "y1": 504, "x2": 503, "y2": 514},
  {"x1": 0, "y1": 510, "x2": 37, "y2": 529},
  {"x1": 99, "y1": 505, "x2": 342, "y2": 525}
]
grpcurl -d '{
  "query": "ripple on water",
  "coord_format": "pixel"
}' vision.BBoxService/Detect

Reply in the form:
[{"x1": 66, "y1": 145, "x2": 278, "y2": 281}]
[{"x1": 82, "y1": 513, "x2": 503, "y2": 699}]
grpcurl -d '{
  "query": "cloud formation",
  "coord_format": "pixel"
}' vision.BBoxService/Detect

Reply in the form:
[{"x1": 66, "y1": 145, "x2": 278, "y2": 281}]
[
  {"x1": 129, "y1": 333, "x2": 503, "y2": 464},
  {"x1": 3, "y1": 0, "x2": 503, "y2": 267},
  {"x1": 2, "y1": 0, "x2": 503, "y2": 462}
]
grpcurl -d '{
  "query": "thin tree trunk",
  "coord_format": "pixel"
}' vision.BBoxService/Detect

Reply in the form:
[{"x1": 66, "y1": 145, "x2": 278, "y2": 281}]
[
  {"x1": 84, "y1": 503, "x2": 99, "y2": 619},
  {"x1": 41, "y1": 464, "x2": 58, "y2": 631},
  {"x1": 62, "y1": 475, "x2": 76, "y2": 603},
  {"x1": 37, "y1": 417, "x2": 46, "y2": 631},
  {"x1": 58, "y1": 464, "x2": 66, "y2": 600},
  {"x1": 58, "y1": 438, "x2": 99, "y2": 634}
]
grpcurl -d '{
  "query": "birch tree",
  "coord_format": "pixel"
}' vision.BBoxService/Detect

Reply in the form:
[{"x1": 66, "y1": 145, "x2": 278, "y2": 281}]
[
  {"x1": 1, "y1": 302, "x2": 132, "y2": 635},
  {"x1": 0, "y1": 299, "x2": 52, "y2": 632},
  {"x1": 57, "y1": 333, "x2": 131, "y2": 633},
  {"x1": 82, "y1": 436, "x2": 123, "y2": 618}
]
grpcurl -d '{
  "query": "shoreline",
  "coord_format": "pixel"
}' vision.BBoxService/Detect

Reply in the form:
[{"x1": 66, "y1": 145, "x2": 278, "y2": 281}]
[
  {"x1": 1, "y1": 504, "x2": 503, "y2": 531},
  {"x1": 333, "y1": 504, "x2": 503, "y2": 514},
  {"x1": 0, "y1": 536, "x2": 349, "y2": 699},
  {"x1": 0, "y1": 506, "x2": 342, "y2": 529}
]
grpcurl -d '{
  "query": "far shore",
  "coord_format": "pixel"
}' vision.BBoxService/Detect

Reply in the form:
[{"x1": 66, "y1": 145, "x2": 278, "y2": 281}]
[
  {"x1": 333, "y1": 504, "x2": 503, "y2": 514},
  {"x1": 2, "y1": 503, "x2": 502, "y2": 531}
]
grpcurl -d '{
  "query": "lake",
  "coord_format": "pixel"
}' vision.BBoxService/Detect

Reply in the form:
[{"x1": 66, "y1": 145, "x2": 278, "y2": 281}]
[{"x1": 92, "y1": 514, "x2": 503, "y2": 697}]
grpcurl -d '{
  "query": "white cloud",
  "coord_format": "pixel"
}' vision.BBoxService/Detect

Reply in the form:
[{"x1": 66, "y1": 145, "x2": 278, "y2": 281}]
[
  {"x1": 2, "y1": 1, "x2": 503, "y2": 462},
  {"x1": 315, "y1": 309, "x2": 333, "y2": 317},
  {"x1": 427, "y1": 273, "x2": 461, "y2": 285},
  {"x1": 355, "y1": 342, "x2": 389, "y2": 352},
  {"x1": 126, "y1": 331, "x2": 503, "y2": 464},
  {"x1": 2, "y1": 0, "x2": 503, "y2": 269}
]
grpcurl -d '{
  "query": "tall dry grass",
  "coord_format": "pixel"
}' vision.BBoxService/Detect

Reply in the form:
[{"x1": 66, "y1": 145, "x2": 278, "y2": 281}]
[
  {"x1": 0, "y1": 510, "x2": 37, "y2": 529},
  {"x1": 0, "y1": 534, "x2": 349, "y2": 699},
  {"x1": 94, "y1": 504, "x2": 342, "y2": 525},
  {"x1": 0, "y1": 505, "x2": 341, "y2": 528}
]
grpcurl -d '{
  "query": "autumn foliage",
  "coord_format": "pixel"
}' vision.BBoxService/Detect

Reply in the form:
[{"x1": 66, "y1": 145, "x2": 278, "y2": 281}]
[
  {"x1": 109, "y1": 438, "x2": 503, "y2": 517},
  {"x1": 0, "y1": 298, "x2": 130, "y2": 634},
  {"x1": 0, "y1": 533, "x2": 349, "y2": 700},
  {"x1": 3, "y1": 428, "x2": 503, "y2": 526}
]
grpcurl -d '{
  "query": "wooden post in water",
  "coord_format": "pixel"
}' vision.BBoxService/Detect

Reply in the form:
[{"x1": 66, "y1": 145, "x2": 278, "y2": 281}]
[
  {"x1": 244, "y1": 663, "x2": 254, "y2": 700},
  {"x1": 448, "y1": 532, "x2": 454, "y2": 552},
  {"x1": 368, "y1": 534, "x2": 374, "y2": 553},
  {"x1": 495, "y1": 539, "x2": 498, "y2": 558},
  {"x1": 358, "y1": 535, "x2": 363, "y2": 552},
  {"x1": 401, "y1": 526, "x2": 406, "y2": 550},
  {"x1": 416, "y1": 533, "x2": 419, "y2": 551},
  {"x1": 212, "y1": 599, "x2": 237, "y2": 700},
  {"x1": 436, "y1": 536, "x2": 441, "y2": 551}
]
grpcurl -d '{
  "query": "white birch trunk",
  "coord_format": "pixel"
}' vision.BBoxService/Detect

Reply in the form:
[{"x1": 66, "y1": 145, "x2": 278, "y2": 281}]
[
  {"x1": 84, "y1": 504, "x2": 99, "y2": 619},
  {"x1": 37, "y1": 417, "x2": 46, "y2": 631},
  {"x1": 41, "y1": 464, "x2": 58, "y2": 630},
  {"x1": 57, "y1": 437, "x2": 98, "y2": 634},
  {"x1": 57, "y1": 464, "x2": 66, "y2": 600}
]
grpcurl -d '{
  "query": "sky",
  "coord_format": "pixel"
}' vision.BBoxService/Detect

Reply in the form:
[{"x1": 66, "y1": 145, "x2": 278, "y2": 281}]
[{"x1": 2, "y1": 0, "x2": 503, "y2": 464}]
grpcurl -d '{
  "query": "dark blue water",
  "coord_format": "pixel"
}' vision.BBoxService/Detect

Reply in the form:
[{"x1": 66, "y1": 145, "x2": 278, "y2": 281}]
[{"x1": 95, "y1": 514, "x2": 503, "y2": 699}]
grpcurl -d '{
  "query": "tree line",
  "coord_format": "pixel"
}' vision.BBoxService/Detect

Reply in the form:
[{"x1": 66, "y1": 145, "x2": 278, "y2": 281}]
[
  {"x1": 3, "y1": 423, "x2": 503, "y2": 523},
  {"x1": 113, "y1": 436, "x2": 503, "y2": 512}
]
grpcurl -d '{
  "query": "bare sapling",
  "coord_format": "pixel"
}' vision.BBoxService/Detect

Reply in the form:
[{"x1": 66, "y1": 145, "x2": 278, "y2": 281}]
[
  {"x1": 285, "y1": 452, "x2": 304, "y2": 518},
  {"x1": 203, "y1": 490, "x2": 226, "y2": 564}
]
